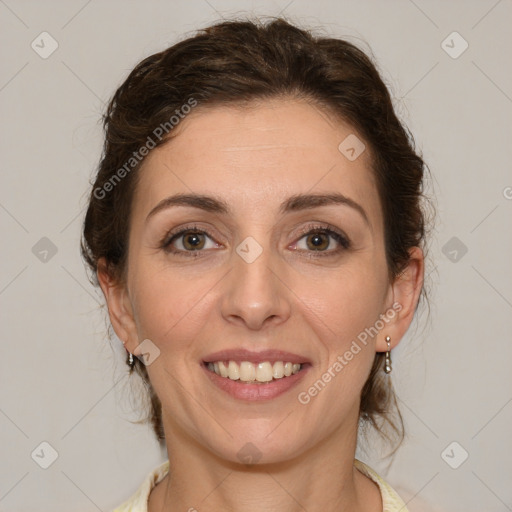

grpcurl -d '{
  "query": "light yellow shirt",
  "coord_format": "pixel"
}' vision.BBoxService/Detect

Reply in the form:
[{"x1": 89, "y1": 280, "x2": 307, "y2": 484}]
[{"x1": 111, "y1": 458, "x2": 409, "y2": 511}]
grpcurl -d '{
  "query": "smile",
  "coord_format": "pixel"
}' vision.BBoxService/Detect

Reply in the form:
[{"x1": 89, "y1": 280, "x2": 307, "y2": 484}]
[
  {"x1": 201, "y1": 348, "x2": 311, "y2": 400},
  {"x1": 206, "y1": 360, "x2": 303, "y2": 383}
]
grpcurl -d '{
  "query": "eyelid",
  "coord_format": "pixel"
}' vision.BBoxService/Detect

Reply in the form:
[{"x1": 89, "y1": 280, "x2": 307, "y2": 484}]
[
  {"x1": 291, "y1": 222, "x2": 351, "y2": 253},
  {"x1": 160, "y1": 222, "x2": 351, "y2": 257},
  {"x1": 160, "y1": 223, "x2": 220, "y2": 251}
]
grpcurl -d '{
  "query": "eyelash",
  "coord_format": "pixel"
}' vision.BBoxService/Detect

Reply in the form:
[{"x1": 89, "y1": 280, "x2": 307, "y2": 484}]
[{"x1": 160, "y1": 222, "x2": 351, "y2": 259}]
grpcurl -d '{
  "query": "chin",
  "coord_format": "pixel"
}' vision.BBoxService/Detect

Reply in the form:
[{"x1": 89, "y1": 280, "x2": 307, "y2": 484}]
[{"x1": 204, "y1": 430, "x2": 308, "y2": 467}]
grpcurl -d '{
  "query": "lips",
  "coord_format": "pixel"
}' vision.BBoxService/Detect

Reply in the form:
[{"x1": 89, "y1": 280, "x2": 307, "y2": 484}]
[
  {"x1": 207, "y1": 360, "x2": 303, "y2": 382},
  {"x1": 201, "y1": 348, "x2": 311, "y2": 399},
  {"x1": 203, "y1": 348, "x2": 311, "y2": 366}
]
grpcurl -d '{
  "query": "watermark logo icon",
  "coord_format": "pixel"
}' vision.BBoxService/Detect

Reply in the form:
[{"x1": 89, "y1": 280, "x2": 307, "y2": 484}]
[
  {"x1": 31, "y1": 32, "x2": 59, "y2": 59},
  {"x1": 338, "y1": 134, "x2": 366, "y2": 161},
  {"x1": 441, "y1": 31, "x2": 468, "y2": 59},
  {"x1": 31, "y1": 441, "x2": 59, "y2": 469},
  {"x1": 441, "y1": 441, "x2": 469, "y2": 469},
  {"x1": 237, "y1": 442, "x2": 262, "y2": 464},
  {"x1": 32, "y1": 237, "x2": 58, "y2": 263},
  {"x1": 134, "y1": 339, "x2": 161, "y2": 366},
  {"x1": 236, "y1": 236, "x2": 263, "y2": 263},
  {"x1": 442, "y1": 236, "x2": 468, "y2": 263}
]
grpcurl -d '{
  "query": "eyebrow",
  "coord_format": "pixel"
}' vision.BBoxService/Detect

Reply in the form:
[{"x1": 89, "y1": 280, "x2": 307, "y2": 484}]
[{"x1": 146, "y1": 192, "x2": 370, "y2": 226}]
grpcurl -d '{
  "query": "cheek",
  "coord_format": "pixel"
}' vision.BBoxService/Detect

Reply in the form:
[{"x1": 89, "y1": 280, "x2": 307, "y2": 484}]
[
  {"x1": 129, "y1": 264, "x2": 217, "y2": 351},
  {"x1": 291, "y1": 261, "x2": 388, "y2": 403},
  {"x1": 293, "y1": 262, "x2": 388, "y2": 344},
  {"x1": 293, "y1": 270, "x2": 385, "y2": 417}
]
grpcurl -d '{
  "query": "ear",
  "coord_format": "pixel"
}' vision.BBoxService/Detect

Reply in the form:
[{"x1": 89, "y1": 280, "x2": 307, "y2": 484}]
[
  {"x1": 376, "y1": 246, "x2": 424, "y2": 352},
  {"x1": 97, "y1": 257, "x2": 138, "y2": 353}
]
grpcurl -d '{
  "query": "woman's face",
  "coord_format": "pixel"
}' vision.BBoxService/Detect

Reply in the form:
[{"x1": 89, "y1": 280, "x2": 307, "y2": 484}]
[{"x1": 104, "y1": 98, "x2": 419, "y2": 463}]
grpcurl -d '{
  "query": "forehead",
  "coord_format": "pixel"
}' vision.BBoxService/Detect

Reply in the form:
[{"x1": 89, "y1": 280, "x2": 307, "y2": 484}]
[{"x1": 133, "y1": 98, "x2": 381, "y2": 224}]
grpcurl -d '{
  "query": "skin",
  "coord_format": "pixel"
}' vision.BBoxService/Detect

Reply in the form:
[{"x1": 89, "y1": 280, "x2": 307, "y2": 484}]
[{"x1": 98, "y1": 97, "x2": 424, "y2": 512}]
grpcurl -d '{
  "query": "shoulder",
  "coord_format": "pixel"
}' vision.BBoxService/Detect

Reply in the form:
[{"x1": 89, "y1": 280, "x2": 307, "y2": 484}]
[
  {"x1": 354, "y1": 459, "x2": 409, "y2": 512},
  {"x1": 110, "y1": 460, "x2": 170, "y2": 512}
]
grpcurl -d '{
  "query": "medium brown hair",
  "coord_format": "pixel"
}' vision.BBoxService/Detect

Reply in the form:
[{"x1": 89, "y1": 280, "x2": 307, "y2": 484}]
[{"x1": 81, "y1": 17, "x2": 430, "y2": 450}]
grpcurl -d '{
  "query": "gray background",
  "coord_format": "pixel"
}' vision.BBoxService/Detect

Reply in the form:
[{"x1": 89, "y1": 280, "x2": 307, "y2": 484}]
[{"x1": 1, "y1": 1, "x2": 511, "y2": 511}]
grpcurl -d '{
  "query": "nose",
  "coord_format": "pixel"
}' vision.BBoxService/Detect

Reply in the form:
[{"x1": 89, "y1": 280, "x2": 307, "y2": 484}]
[{"x1": 220, "y1": 240, "x2": 291, "y2": 331}]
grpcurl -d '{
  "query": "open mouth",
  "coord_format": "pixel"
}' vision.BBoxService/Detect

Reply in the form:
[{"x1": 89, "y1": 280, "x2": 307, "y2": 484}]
[{"x1": 203, "y1": 360, "x2": 308, "y2": 384}]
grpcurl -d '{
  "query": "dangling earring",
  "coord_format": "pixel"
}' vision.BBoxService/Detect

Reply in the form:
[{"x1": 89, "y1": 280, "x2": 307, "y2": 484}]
[
  {"x1": 122, "y1": 339, "x2": 135, "y2": 370},
  {"x1": 384, "y1": 335, "x2": 392, "y2": 374}
]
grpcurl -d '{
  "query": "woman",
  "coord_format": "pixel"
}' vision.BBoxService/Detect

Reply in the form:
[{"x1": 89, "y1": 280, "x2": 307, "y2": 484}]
[{"x1": 82, "y1": 17, "x2": 427, "y2": 512}]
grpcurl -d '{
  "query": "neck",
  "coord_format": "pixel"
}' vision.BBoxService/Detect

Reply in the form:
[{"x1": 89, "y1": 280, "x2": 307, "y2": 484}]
[{"x1": 148, "y1": 420, "x2": 382, "y2": 512}]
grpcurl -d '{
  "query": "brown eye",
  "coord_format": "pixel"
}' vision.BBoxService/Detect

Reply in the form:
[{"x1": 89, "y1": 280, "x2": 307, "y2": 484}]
[
  {"x1": 294, "y1": 225, "x2": 351, "y2": 257},
  {"x1": 305, "y1": 232, "x2": 330, "y2": 251},
  {"x1": 181, "y1": 231, "x2": 206, "y2": 250},
  {"x1": 161, "y1": 226, "x2": 220, "y2": 257}
]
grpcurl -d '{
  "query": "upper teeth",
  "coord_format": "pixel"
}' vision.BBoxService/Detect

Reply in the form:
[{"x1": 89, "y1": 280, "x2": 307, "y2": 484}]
[{"x1": 207, "y1": 361, "x2": 302, "y2": 382}]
